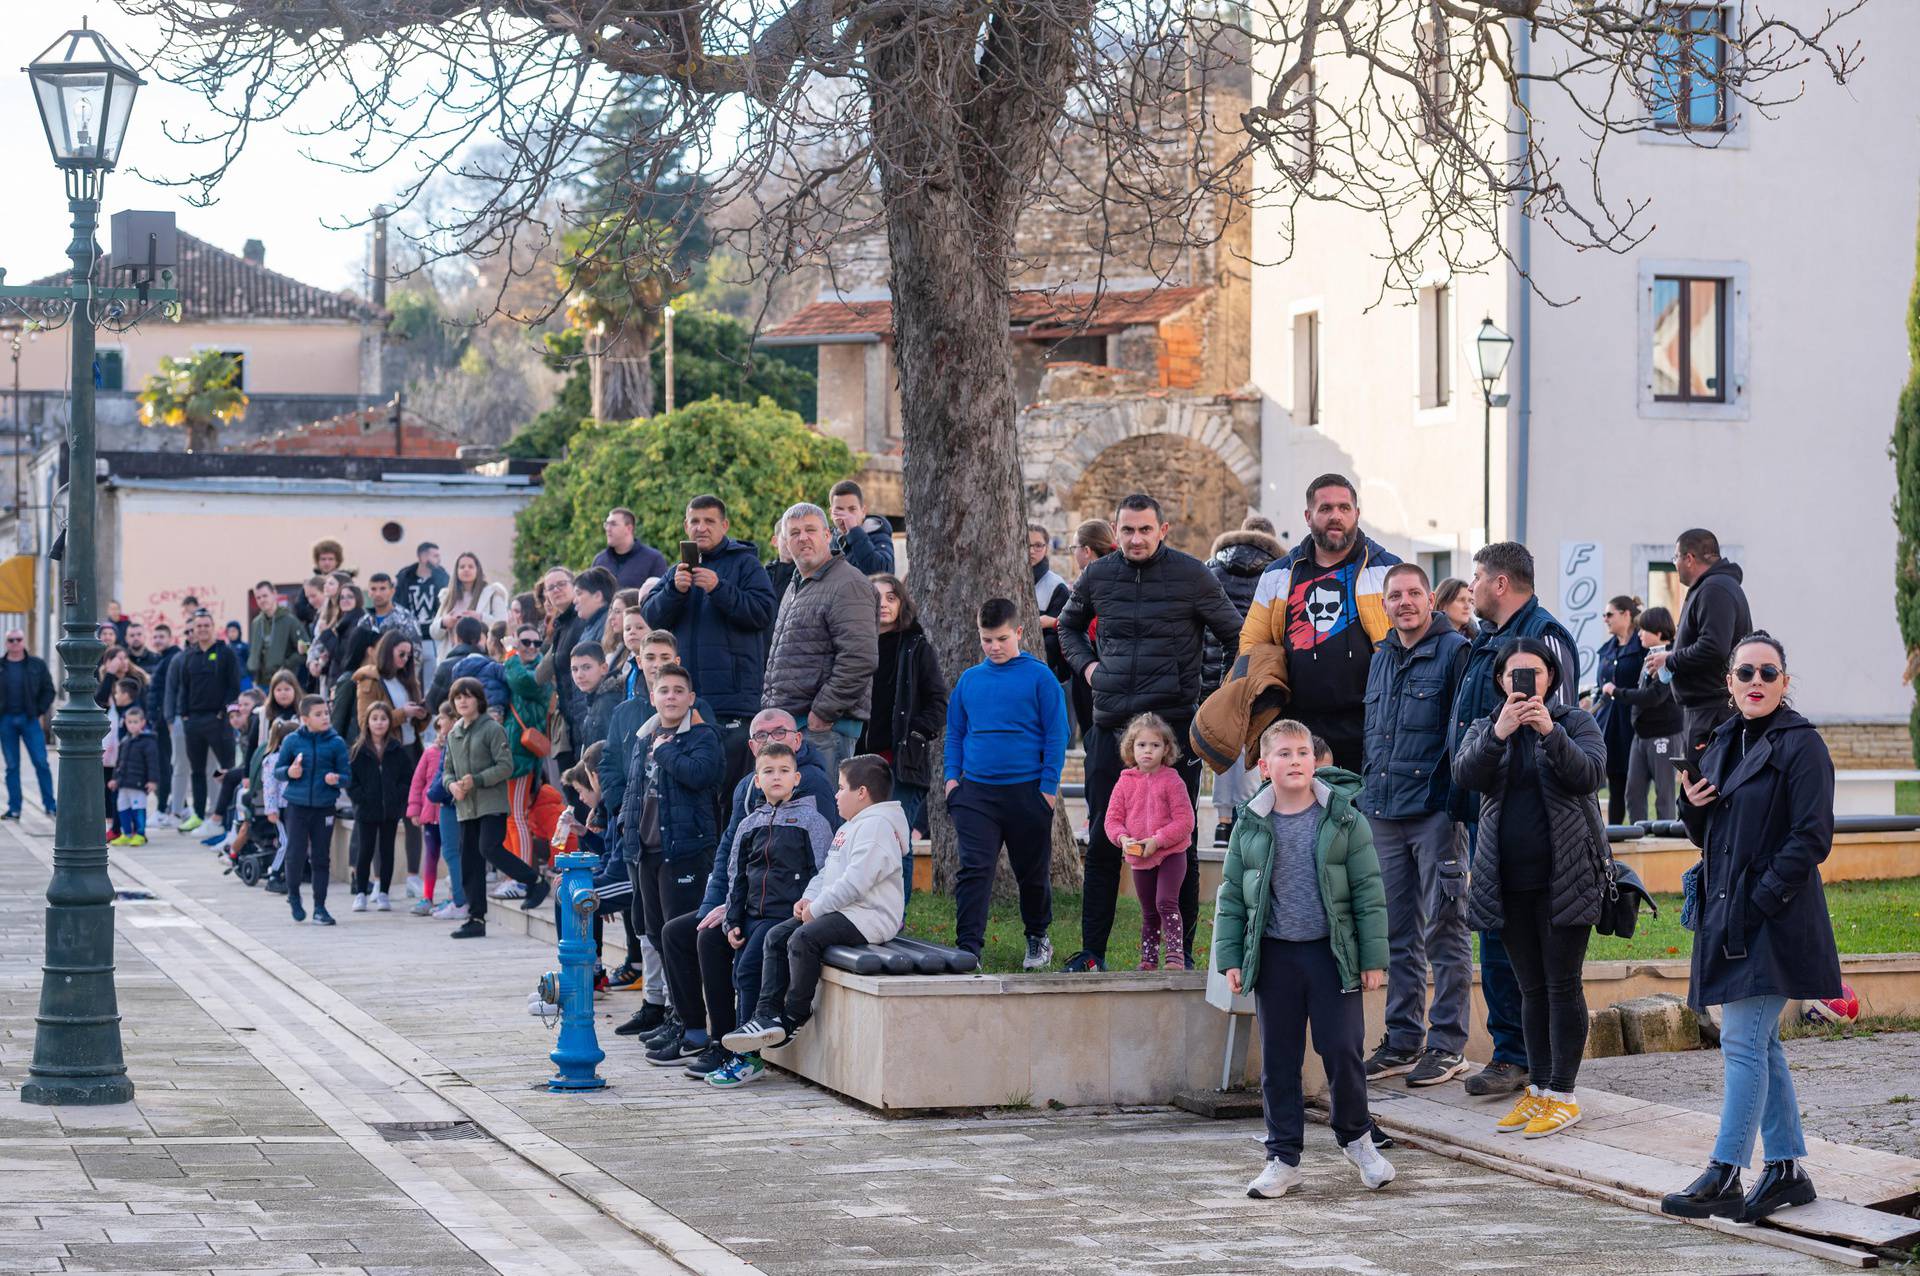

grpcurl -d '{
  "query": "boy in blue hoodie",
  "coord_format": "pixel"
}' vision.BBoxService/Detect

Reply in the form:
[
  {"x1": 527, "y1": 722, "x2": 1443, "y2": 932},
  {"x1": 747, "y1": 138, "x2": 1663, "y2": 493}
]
[
  {"x1": 944, "y1": 597, "x2": 1069, "y2": 968},
  {"x1": 274, "y1": 694, "x2": 351, "y2": 926}
]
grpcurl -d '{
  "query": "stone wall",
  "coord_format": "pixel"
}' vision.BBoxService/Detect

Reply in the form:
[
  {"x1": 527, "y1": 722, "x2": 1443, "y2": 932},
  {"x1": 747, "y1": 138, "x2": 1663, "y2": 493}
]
[
  {"x1": 1021, "y1": 384, "x2": 1262, "y2": 555},
  {"x1": 1818, "y1": 721, "x2": 1915, "y2": 770}
]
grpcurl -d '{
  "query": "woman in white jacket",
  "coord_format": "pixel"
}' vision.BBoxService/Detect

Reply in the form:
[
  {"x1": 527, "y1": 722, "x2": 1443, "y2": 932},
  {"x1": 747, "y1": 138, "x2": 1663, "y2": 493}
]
[
  {"x1": 722, "y1": 755, "x2": 907, "y2": 1061},
  {"x1": 430, "y1": 552, "x2": 510, "y2": 644}
]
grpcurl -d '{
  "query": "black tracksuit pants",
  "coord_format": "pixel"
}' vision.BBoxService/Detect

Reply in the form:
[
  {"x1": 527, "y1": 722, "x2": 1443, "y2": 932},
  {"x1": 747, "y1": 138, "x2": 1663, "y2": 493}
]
[
  {"x1": 754, "y1": 911, "x2": 866, "y2": 1024},
  {"x1": 184, "y1": 713, "x2": 235, "y2": 818},
  {"x1": 1255, "y1": 936, "x2": 1370, "y2": 1165},
  {"x1": 460, "y1": 812, "x2": 536, "y2": 923},
  {"x1": 949, "y1": 779, "x2": 1054, "y2": 954}
]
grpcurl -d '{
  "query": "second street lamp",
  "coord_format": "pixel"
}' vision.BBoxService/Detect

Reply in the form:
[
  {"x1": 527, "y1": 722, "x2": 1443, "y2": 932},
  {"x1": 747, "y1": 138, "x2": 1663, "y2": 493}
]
[
  {"x1": 8, "y1": 18, "x2": 173, "y2": 1108},
  {"x1": 1474, "y1": 317, "x2": 1514, "y2": 545}
]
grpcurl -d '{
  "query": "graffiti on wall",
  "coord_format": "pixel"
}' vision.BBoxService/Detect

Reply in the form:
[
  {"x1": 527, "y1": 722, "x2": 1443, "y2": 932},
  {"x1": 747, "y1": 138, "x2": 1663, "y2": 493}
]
[{"x1": 133, "y1": 585, "x2": 228, "y2": 632}]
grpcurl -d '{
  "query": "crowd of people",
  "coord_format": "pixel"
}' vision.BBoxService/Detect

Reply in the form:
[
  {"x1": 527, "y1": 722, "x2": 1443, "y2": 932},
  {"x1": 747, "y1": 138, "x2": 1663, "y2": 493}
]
[{"x1": 37, "y1": 471, "x2": 1839, "y2": 1221}]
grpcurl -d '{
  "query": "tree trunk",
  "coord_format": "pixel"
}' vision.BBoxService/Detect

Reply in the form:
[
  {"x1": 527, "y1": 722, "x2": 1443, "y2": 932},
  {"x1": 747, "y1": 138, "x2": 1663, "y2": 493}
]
[
  {"x1": 590, "y1": 323, "x2": 655, "y2": 421},
  {"x1": 186, "y1": 421, "x2": 217, "y2": 453},
  {"x1": 872, "y1": 28, "x2": 1086, "y2": 900}
]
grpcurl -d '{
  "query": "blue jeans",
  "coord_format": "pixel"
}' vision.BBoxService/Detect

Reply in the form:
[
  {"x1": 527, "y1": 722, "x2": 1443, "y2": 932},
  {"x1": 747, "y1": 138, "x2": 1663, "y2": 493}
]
[
  {"x1": 0, "y1": 713, "x2": 55, "y2": 815},
  {"x1": 895, "y1": 781, "x2": 927, "y2": 907},
  {"x1": 1714, "y1": 995, "x2": 1807, "y2": 1166},
  {"x1": 438, "y1": 805, "x2": 467, "y2": 907},
  {"x1": 1467, "y1": 825, "x2": 1527, "y2": 1067}
]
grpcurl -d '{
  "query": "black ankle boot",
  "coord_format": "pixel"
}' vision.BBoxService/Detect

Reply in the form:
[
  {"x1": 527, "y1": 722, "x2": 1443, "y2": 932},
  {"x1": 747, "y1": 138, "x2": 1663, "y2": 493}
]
[
  {"x1": 1739, "y1": 1160, "x2": 1816, "y2": 1222},
  {"x1": 1660, "y1": 1161, "x2": 1744, "y2": 1218}
]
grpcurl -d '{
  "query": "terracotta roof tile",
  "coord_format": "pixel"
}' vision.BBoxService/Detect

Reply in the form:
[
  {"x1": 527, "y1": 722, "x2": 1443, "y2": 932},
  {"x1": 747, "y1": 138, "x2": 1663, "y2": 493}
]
[
  {"x1": 33, "y1": 231, "x2": 385, "y2": 323},
  {"x1": 761, "y1": 285, "x2": 1207, "y2": 342},
  {"x1": 236, "y1": 408, "x2": 462, "y2": 458}
]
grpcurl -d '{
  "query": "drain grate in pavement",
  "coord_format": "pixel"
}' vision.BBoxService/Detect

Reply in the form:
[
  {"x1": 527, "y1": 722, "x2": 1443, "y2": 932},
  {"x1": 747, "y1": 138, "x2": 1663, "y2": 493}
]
[{"x1": 369, "y1": 1120, "x2": 486, "y2": 1142}]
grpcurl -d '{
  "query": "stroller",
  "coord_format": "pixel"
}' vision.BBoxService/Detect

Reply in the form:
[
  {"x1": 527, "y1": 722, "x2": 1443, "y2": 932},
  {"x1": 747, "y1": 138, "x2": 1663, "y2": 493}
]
[{"x1": 221, "y1": 774, "x2": 280, "y2": 887}]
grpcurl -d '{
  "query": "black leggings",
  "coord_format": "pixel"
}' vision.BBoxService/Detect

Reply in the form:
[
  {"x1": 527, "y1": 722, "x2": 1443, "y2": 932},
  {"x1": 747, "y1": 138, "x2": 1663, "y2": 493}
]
[
  {"x1": 353, "y1": 816, "x2": 400, "y2": 894},
  {"x1": 184, "y1": 714, "x2": 236, "y2": 818},
  {"x1": 1500, "y1": 888, "x2": 1592, "y2": 1093},
  {"x1": 460, "y1": 813, "x2": 536, "y2": 922}
]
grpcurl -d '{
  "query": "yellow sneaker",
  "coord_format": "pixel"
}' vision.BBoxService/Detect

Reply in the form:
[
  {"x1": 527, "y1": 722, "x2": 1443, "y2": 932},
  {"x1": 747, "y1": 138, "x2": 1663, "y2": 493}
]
[
  {"x1": 1524, "y1": 1097, "x2": 1582, "y2": 1139},
  {"x1": 126, "y1": 834, "x2": 147, "y2": 847},
  {"x1": 108, "y1": 834, "x2": 131, "y2": 847},
  {"x1": 1496, "y1": 1090, "x2": 1547, "y2": 1133}
]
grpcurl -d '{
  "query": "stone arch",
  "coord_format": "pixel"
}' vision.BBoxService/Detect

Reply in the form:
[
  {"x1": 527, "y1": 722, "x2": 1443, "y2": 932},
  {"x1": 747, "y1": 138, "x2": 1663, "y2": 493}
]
[
  {"x1": 1066, "y1": 433, "x2": 1254, "y2": 558},
  {"x1": 1021, "y1": 392, "x2": 1261, "y2": 554}
]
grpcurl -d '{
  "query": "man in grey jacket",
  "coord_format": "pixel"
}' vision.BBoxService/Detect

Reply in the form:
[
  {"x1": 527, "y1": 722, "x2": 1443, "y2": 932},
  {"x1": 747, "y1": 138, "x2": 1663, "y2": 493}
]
[{"x1": 763, "y1": 503, "x2": 879, "y2": 770}]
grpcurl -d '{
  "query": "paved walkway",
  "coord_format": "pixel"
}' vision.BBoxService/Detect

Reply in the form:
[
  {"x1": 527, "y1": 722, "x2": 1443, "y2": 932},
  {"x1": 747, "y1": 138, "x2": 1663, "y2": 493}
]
[
  {"x1": 3, "y1": 813, "x2": 1854, "y2": 1274},
  {"x1": 1584, "y1": 1033, "x2": 1920, "y2": 1160}
]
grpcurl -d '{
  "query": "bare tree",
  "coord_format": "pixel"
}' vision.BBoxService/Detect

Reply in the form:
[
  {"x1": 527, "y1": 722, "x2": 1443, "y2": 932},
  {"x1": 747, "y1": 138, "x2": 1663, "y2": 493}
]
[{"x1": 126, "y1": 0, "x2": 1865, "y2": 901}]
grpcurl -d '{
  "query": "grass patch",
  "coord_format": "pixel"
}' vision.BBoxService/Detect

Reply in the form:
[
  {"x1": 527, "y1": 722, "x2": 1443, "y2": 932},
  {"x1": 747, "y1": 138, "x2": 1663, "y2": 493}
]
[
  {"x1": 1780, "y1": 1012, "x2": 1920, "y2": 1042},
  {"x1": 901, "y1": 889, "x2": 1215, "y2": 976},
  {"x1": 904, "y1": 876, "x2": 1920, "y2": 974},
  {"x1": 1898, "y1": 779, "x2": 1920, "y2": 817},
  {"x1": 1583, "y1": 876, "x2": 1920, "y2": 962}
]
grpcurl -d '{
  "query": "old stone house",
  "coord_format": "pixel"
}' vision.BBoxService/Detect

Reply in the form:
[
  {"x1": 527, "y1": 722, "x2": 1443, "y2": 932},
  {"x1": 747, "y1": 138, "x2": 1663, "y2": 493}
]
[{"x1": 757, "y1": 39, "x2": 1261, "y2": 557}]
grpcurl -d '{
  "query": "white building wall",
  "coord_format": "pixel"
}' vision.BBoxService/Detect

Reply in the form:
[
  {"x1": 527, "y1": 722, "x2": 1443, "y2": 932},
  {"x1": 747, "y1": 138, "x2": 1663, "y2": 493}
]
[{"x1": 1249, "y1": 6, "x2": 1918, "y2": 721}]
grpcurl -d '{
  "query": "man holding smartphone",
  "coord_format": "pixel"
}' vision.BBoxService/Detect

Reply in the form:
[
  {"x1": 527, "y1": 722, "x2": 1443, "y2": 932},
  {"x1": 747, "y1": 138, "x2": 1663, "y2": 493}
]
[{"x1": 641, "y1": 494, "x2": 778, "y2": 791}]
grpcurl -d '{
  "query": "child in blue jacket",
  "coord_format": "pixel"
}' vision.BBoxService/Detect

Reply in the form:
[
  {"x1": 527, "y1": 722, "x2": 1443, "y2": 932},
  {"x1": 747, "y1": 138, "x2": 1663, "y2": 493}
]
[{"x1": 274, "y1": 694, "x2": 350, "y2": 926}]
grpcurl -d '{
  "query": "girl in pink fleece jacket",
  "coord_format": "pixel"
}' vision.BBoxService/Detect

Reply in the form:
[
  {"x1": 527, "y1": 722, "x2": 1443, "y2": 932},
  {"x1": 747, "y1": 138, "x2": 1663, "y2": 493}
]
[{"x1": 1103, "y1": 713, "x2": 1195, "y2": 970}]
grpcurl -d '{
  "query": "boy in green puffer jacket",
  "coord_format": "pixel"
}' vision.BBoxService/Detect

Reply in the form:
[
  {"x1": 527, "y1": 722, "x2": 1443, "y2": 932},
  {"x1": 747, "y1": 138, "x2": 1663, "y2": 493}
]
[{"x1": 1215, "y1": 718, "x2": 1394, "y2": 1200}]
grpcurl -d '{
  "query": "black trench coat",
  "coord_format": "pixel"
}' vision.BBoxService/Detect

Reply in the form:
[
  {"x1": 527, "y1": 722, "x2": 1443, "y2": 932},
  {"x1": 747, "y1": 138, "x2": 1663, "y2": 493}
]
[{"x1": 1678, "y1": 706, "x2": 1843, "y2": 1012}]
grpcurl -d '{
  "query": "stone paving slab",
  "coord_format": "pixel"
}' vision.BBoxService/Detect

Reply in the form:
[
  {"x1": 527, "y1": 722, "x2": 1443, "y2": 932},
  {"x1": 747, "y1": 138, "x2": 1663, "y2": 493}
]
[
  {"x1": 1, "y1": 829, "x2": 695, "y2": 1276},
  {"x1": 86, "y1": 819, "x2": 1873, "y2": 1274}
]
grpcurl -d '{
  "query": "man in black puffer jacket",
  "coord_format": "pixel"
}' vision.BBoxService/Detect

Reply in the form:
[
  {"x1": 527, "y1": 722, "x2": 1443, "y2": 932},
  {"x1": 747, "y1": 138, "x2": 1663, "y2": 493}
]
[
  {"x1": 1645, "y1": 529, "x2": 1751, "y2": 759},
  {"x1": 1057, "y1": 493, "x2": 1244, "y2": 971}
]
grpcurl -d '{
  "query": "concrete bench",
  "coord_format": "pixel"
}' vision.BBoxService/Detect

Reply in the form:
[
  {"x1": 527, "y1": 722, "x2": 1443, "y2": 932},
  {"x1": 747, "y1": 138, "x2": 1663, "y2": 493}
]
[{"x1": 1832, "y1": 768, "x2": 1920, "y2": 815}]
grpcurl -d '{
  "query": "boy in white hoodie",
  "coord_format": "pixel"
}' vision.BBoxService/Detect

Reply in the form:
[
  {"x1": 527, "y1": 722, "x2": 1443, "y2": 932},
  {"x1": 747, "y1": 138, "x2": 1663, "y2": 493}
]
[{"x1": 722, "y1": 754, "x2": 907, "y2": 1057}]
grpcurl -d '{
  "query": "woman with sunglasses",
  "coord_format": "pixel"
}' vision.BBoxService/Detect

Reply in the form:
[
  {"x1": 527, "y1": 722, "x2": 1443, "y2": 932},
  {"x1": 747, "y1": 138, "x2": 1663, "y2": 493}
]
[{"x1": 1662, "y1": 631, "x2": 1840, "y2": 1225}]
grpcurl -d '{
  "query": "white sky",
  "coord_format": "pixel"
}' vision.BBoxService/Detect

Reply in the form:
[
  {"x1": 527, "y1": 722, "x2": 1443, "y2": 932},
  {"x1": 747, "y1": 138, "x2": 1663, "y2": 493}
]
[{"x1": 2, "y1": 2, "x2": 407, "y2": 294}]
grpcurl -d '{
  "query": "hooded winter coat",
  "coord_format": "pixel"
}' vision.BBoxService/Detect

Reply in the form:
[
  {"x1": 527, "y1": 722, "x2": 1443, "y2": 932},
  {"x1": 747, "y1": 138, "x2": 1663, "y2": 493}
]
[
  {"x1": 1201, "y1": 528, "x2": 1284, "y2": 696},
  {"x1": 1212, "y1": 768, "x2": 1389, "y2": 990},
  {"x1": 1453, "y1": 699, "x2": 1610, "y2": 930},
  {"x1": 347, "y1": 737, "x2": 415, "y2": 824},
  {"x1": 274, "y1": 724, "x2": 351, "y2": 809},
  {"x1": 1668, "y1": 559, "x2": 1753, "y2": 709},
  {"x1": 1678, "y1": 707, "x2": 1842, "y2": 1011},
  {"x1": 1057, "y1": 543, "x2": 1245, "y2": 729},
  {"x1": 1361, "y1": 614, "x2": 1469, "y2": 819}
]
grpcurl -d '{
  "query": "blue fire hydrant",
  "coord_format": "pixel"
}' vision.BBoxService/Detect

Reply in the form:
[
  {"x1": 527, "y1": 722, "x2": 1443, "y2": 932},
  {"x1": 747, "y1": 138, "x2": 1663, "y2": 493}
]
[{"x1": 536, "y1": 850, "x2": 607, "y2": 1091}]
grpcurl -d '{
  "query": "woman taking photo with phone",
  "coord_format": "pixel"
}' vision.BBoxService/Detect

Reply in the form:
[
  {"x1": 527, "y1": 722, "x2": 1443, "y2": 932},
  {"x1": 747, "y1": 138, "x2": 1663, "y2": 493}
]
[
  {"x1": 1661, "y1": 632, "x2": 1839, "y2": 1224},
  {"x1": 1452, "y1": 638, "x2": 1608, "y2": 1140}
]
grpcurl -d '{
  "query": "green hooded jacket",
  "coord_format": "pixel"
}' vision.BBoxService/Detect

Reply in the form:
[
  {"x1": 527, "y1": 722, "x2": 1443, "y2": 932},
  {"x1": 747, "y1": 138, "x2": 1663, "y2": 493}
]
[
  {"x1": 1211, "y1": 765, "x2": 1390, "y2": 991},
  {"x1": 499, "y1": 654, "x2": 552, "y2": 779}
]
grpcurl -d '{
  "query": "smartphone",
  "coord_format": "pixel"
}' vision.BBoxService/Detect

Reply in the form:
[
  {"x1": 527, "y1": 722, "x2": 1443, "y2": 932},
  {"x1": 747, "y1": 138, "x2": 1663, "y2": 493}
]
[
  {"x1": 679, "y1": 540, "x2": 700, "y2": 568},
  {"x1": 1669, "y1": 756, "x2": 1702, "y2": 785},
  {"x1": 1511, "y1": 667, "x2": 1537, "y2": 698}
]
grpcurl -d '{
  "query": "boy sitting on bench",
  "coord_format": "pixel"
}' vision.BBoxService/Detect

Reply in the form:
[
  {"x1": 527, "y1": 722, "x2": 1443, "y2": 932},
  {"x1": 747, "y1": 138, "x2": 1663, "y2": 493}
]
[{"x1": 724, "y1": 754, "x2": 908, "y2": 1056}]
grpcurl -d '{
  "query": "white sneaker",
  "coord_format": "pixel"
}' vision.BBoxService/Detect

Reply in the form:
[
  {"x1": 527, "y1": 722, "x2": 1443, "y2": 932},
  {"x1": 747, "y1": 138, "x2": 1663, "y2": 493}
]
[
  {"x1": 1247, "y1": 1157, "x2": 1303, "y2": 1199},
  {"x1": 404, "y1": 875, "x2": 423, "y2": 900},
  {"x1": 374, "y1": 891, "x2": 391, "y2": 912},
  {"x1": 1341, "y1": 1133, "x2": 1397, "y2": 1190},
  {"x1": 432, "y1": 902, "x2": 469, "y2": 920},
  {"x1": 490, "y1": 880, "x2": 526, "y2": 900},
  {"x1": 350, "y1": 893, "x2": 368, "y2": 913},
  {"x1": 154, "y1": 812, "x2": 175, "y2": 829}
]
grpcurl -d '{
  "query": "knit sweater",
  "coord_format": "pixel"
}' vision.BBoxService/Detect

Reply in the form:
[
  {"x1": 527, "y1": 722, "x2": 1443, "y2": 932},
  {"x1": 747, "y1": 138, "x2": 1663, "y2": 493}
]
[
  {"x1": 943, "y1": 653, "x2": 1070, "y2": 794},
  {"x1": 1102, "y1": 764, "x2": 1194, "y2": 869}
]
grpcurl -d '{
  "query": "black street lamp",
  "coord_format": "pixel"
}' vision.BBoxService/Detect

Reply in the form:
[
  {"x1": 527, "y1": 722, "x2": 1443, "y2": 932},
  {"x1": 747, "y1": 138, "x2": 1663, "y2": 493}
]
[
  {"x1": 4, "y1": 19, "x2": 177, "y2": 1107},
  {"x1": 1474, "y1": 317, "x2": 1514, "y2": 545}
]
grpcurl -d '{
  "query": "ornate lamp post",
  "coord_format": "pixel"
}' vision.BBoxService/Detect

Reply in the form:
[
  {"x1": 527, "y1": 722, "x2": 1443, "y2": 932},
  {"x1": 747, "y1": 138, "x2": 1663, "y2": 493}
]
[
  {"x1": 1473, "y1": 317, "x2": 1514, "y2": 545},
  {"x1": 5, "y1": 20, "x2": 178, "y2": 1106}
]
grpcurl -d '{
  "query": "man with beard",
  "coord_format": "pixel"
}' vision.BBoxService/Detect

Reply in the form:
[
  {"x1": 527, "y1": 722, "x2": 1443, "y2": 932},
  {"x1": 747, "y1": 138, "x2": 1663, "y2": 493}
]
[{"x1": 1238, "y1": 474, "x2": 1400, "y2": 771}]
